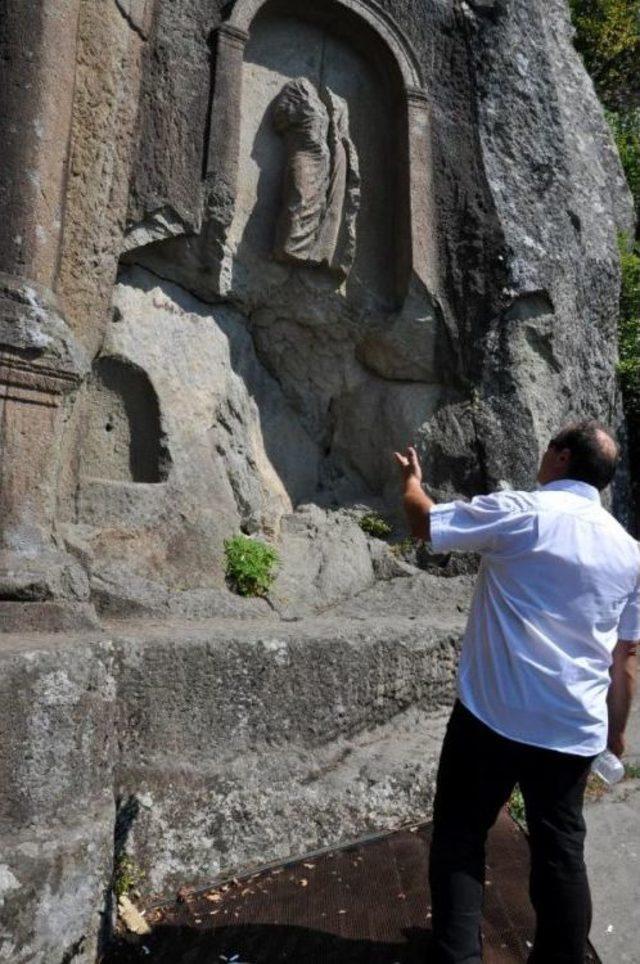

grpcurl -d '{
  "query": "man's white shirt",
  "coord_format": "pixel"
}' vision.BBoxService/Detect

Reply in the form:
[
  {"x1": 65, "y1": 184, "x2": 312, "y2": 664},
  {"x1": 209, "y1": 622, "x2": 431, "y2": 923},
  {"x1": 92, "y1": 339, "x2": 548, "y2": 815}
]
[{"x1": 430, "y1": 479, "x2": 640, "y2": 756}]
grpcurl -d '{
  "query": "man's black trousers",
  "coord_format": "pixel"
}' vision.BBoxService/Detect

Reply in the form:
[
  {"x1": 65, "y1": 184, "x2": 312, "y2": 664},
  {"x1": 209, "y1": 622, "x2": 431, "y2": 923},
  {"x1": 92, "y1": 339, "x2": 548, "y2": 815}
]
[{"x1": 429, "y1": 701, "x2": 595, "y2": 963}]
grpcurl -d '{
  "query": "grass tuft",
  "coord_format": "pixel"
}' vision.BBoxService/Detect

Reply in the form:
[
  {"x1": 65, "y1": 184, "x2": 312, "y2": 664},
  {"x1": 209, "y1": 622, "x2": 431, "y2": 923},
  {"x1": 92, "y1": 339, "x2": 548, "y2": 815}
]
[
  {"x1": 359, "y1": 512, "x2": 393, "y2": 539},
  {"x1": 114, "y1": 854, "x2": 145, "y2": 900},
  {"x1": 507, "y1": 785, "x2": 527, "y2": 831}
]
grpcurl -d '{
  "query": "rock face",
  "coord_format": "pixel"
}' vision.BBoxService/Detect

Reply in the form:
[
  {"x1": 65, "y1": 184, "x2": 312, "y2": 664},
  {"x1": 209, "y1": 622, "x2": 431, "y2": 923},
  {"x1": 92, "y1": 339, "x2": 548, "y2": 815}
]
[
  {"x1": 0, "y1": 0, "x2": 635, "y2": 960},
  {"x1": 2, "y1": 0, "x2": 632, "y2": 607},
  {"x1": 0, "y1": 590, "x2": 471, "y2": 962}
]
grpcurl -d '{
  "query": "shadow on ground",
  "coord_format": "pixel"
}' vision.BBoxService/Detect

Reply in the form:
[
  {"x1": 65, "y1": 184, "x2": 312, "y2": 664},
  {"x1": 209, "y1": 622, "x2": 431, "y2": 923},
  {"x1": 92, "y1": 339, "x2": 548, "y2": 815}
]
[{"x1": 107, "y1": 923, "x2": 433, "y2": 962}]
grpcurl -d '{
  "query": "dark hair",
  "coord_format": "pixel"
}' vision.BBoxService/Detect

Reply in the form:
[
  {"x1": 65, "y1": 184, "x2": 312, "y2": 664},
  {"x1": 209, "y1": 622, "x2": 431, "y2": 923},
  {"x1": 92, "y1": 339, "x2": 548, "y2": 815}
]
[{"x1": 549, "y1": 420, "x2": 619, "y2": 491}]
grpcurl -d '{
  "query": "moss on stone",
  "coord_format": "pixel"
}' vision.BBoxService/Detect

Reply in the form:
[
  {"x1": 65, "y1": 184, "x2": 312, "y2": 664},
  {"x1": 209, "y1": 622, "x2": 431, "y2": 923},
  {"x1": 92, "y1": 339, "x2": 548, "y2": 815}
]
[{"x1": 359, "y1": 512, "x2": 393, "y2": 539}]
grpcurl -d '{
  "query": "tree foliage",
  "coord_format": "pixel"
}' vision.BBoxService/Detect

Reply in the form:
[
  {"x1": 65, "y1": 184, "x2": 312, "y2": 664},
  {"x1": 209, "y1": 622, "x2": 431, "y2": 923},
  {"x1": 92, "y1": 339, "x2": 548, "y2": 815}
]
[
  {"x1": 570, "y1": 2, "x2": 640, "y2": 527},
  {"x1": 569, "y1": 0, "x2": 640, "y2": 110},
  {"x1": 606, "y1": 108, "x2": 640, "y2": 216},
  {"x1": 570, "y1": 0, "x2": 640, "y2": 221}
]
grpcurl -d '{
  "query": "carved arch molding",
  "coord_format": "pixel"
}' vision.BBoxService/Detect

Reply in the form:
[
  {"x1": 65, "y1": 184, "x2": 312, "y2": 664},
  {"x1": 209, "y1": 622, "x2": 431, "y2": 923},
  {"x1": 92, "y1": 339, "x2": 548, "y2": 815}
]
[
  {"x1": 204, "y1": 0, "x2": 432, "y2": 298},
  {"x1": 226, "y1": 0, "x2": 424, "y2": 88}
]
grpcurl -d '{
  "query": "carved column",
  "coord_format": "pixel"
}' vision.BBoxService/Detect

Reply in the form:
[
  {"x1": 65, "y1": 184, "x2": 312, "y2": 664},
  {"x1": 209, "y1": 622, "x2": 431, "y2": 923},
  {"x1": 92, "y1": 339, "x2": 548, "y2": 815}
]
[
  {"x1": 202, "y1": 23, "x2": 250, "y2": 277},
  {"x1": 406, "y1": 87, "x2": 438, "y2": 293},
  {"x1": 0, "y1": 0, "x2": 91, "y2": 622}
]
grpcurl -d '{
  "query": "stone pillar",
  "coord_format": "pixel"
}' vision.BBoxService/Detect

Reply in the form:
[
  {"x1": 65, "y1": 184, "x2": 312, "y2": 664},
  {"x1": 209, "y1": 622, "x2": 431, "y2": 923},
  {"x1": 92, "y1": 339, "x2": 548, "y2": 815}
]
[
  {"x1": 202, "y1": 23, "x2": 250, "y2": 277},
  {"x1": 0, "y1": 0, "x2": 91, "y2": 623},
  {"x1": 406, "y1": 87, "x2": 439, "y2": 293}
]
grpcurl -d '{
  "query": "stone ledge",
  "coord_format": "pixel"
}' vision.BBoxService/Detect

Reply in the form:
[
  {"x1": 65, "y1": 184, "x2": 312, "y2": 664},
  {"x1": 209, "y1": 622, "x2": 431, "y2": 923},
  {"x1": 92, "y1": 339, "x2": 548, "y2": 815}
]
[{"x1": 1, "y1": 607, "x2": 465, "y2": 960}]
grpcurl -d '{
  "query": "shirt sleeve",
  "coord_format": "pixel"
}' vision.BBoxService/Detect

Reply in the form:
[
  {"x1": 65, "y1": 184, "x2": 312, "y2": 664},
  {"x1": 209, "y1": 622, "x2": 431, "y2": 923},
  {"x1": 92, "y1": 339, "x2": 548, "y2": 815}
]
[
  {"x1": 429, "y1": 492, "x2": 534, "y2": 555},
  {"x1": 618, "y1": 573, "x2": 640, "y2": 641}
]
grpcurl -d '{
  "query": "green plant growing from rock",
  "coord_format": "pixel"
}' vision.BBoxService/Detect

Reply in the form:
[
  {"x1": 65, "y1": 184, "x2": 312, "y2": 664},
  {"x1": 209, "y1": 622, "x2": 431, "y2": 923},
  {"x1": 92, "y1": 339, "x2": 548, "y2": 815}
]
[
  {"x1": 390, "y1": 536, "x2": 414, "y2": 557},
  {"x1": 507, "y1": 785, "x2": 527, "y2": 831},
  {"x1": 113, "y1": 854, "x2": 145, "y2": 900},
  {"x1": 359, "y1": 512, "x2": 393, "y2": 539},
  {"x1": 224, "y1": 534, "x2": 279, "y2": 597}
]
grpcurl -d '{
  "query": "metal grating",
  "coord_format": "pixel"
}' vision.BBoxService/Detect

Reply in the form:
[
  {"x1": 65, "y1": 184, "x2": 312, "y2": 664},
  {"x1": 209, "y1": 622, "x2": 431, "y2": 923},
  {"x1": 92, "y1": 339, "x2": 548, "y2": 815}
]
[{"x1": 106, "y1": 809, "x2": 600, "y2": 963}]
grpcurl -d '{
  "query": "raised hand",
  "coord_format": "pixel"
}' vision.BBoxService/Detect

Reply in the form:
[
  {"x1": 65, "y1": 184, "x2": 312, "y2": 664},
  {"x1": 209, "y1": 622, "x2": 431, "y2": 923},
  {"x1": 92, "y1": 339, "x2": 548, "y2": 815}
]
[{"x1": 393, "y1": 445, "x2": 422, "y2": 486}]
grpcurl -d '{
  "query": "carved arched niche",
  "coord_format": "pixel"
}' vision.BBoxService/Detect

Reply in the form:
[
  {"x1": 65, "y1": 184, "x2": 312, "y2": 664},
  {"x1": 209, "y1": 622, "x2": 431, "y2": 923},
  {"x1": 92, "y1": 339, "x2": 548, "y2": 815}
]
[
  {"x1": 79, "y1": 356, "x2": 170, "y2": 484},
  {"x1": 204, "y1": 0, "x2": 434, "y2": 307}
]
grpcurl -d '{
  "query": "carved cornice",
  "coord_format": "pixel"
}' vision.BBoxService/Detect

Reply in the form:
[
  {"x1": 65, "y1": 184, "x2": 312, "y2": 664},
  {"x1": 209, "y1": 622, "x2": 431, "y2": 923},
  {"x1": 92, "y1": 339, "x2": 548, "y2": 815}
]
[
  {"x1": 407, "y1": 87, "x2": 429, "y2": 107},
  {"x1": 217, "y1": 22, "x2": 250, "y2": 49},
  {"x1": 0, "y1": 273, "x2": 90, "y2": 381},
  {"x1": 0, "y1": 351, "x2": 80, "y2": 407}
]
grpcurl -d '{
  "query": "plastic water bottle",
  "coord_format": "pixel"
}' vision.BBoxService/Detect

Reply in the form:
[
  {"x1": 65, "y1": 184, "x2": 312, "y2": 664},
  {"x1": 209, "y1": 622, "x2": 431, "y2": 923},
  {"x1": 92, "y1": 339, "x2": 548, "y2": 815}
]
[{"x1": 591, "y1": 749, "x2": 625, "y2": 785}]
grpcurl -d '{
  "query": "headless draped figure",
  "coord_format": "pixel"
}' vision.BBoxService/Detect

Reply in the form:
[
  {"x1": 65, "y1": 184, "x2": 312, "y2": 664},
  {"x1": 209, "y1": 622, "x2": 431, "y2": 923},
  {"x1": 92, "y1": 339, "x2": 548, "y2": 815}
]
[{"x1": 273, "y1": 77, "x2": 360, "y2": 275}]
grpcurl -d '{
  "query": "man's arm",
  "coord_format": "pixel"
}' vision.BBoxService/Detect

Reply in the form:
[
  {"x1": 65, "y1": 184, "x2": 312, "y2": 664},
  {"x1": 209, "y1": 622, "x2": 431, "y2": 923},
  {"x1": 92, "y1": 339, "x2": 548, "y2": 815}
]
[
  {"x1": 394, "y1": 446, "x2": 434, "y2": 541},
  {"x1": 607, "y1": 640, "x2": 638, "y2": 757}
]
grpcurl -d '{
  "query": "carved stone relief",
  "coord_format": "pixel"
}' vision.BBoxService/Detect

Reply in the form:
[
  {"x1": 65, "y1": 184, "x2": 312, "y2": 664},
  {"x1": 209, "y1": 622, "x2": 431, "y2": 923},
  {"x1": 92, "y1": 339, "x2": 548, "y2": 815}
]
[
  {"x1": 273, "y1": 78, "x2": 360, "y2": 277},
  {"x1": 222, "y1": 13, "x2": 399, "y2": 306}
]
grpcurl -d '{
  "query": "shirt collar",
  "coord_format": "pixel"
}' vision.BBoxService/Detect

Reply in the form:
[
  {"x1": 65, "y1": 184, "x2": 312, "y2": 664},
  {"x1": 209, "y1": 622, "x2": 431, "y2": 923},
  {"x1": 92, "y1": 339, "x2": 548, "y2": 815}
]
[{"x1": 539, "y1": 479, "x2": 601, "y2": 502}]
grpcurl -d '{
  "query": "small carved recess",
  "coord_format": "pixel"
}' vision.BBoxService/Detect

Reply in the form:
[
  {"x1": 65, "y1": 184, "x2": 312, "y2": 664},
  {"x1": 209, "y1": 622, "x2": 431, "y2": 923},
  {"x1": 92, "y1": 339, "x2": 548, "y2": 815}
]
[{"x1": 80, "y1": 356, "x2": 170, "y2": 484}]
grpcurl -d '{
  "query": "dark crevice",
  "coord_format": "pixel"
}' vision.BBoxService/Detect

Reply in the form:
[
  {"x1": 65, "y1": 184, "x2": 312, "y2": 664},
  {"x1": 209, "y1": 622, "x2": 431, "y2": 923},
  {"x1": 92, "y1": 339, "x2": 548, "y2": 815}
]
[
  {"x1": 60, "y1": 935, "x2": 86, "y2": 964},
  {"x1": 98, "y1": 794, "x2": 142, "y2": 960},
  {"x1": 113, "y1": 1, "x2": 148, "y2": 41}
]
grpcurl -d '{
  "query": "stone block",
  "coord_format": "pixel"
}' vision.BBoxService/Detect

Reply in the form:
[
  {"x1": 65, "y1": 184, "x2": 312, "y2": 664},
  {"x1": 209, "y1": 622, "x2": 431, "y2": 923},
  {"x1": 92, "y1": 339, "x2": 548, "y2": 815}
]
[
  {"x1": 112, "y1": 607, "x2": 466, "y2": 897},
  {"x1": 0, "y1": 634, "x2": 116, "y2": 962}
]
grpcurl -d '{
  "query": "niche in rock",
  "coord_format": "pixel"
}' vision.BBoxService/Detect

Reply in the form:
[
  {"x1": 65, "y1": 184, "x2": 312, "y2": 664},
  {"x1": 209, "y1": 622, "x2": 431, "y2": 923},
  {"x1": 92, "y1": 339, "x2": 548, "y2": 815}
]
[
  {"x1": 229, "y1": 4, "x2": 405, "y2": 308},
  {"x1": 79, "y1": 357, "x2": 170, "y2": 484}
]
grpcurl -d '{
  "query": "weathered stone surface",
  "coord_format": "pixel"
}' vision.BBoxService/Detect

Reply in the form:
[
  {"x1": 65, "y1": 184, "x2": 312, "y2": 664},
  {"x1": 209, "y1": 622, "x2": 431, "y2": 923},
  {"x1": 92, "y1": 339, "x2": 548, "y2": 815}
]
[
  {"x1": 0, "y1": 634, "x2": 116, "y2": 963},
  {"x1": 271, "y1": 506, "x2": 376, "y2": 616},
  {"x1": 356, "y1": 283, "x2": 445, "y2": 383},
  {"x1": 329, "y1": 571, "x2": 476, "y2": 621},
  {"x1": 90, "y1": 565, "x2": 273, "y2": 621},
  {"x1": 119, "y1": 703, "x2": 450, "y2": 897},
  {"x1": 59, "y1": 267, "x2": 320, "y2": 604},
  {"x1": 0, "y1": 1, "x2": 81, "y2": 291},
  {"x1": 0, "y1": 587, "x2": 469, "y2": 955},
  {"x1": 0, "y1": 278, "x2": 88, "y2": 374},
  {"x1": 127, "y1": 0, "x2": 224, "y2": 238},
  {"x1": 114, "y1": 0, "x2": 154, "y2": 38},
  {"x1": 112, "y1": 610, "x2": 465, "y2": 896},
  {"x1": 453, "y1": 0, "x2": 635, "y2": 490},
  {"x1": 57, "y1": 0, "x2": 149, "y2": 360},
  {"x1": 0, "y1": 1, "x2": 96, "y2": 613},
  {"x1": 4, "y1": 0, "x2": 634, "y2": 616},
  {"x1": 112, "y1": 0, "x2": 634, "y2": 550}
]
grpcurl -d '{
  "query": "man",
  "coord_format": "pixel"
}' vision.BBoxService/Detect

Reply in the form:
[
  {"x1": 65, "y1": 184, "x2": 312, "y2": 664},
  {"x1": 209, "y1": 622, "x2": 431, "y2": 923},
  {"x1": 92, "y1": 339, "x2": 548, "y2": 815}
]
[{"x1": 395, "y1": 421, "x2": 640, "y2": 964}]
